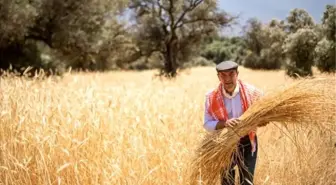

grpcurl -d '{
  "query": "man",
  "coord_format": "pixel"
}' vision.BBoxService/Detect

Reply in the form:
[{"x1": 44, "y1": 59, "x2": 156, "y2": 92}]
[{"x1": 203, "y1": 60, "x2": 263, "y2": 185}]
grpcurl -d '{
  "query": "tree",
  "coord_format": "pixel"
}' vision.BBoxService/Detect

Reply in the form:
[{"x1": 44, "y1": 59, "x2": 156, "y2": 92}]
[
  {"x1": 129, "y1": 0, "x2": 234, "y2": 77},
  {"x1": 0, "y1": 0, "x2": 40, "y2": 47},
  {"x1": 314, "y1": 38, "x2": 335, "y2": 72},
  {"x1": 242, "y1": 18, "x2": 286, "y2": 70},
  {"x1": 314, "y1": 4, "x2": 336, "y2": 73},
  {"x1": 30, "y1": 0, "x2": 128, "y2": 70},
  {"x1": 0, "y1": 0, "x2": 39, "y2": 72},
  {"x1": 321, "y1": 5, "x2": 336, "y2": 42},
  {"x1": 269, "y1": 19, "x2": 286, "y2": 30},
  {"x1": 283, "y1": 28, "x2": 318, "y2": 77},
  {"x1": 286, "y1": 8, "x2": 315, "y2": 33},
  {"x1": 0, "y1": 0, "x2": 128, "y2": 75},
  {"x1": 243, "y1": 18, "x2": 264, "y2": 56},
  {"x1": 261, "y1": 20, "x2": 287, "y2": 69},
  {"x1": 283, "y1": 9, "x2": 318, "y2": 78}
]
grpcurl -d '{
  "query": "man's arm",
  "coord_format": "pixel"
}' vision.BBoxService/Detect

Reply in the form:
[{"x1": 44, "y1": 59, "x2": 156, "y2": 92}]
[
  {"x1": 203, "y1": 94, "x2": 218, "y2": 132},
  {"x1": 203, "y1": 95, "x2": 240, "y2": 131},
  {"x1": 215, "y1": 121, "x2": 226, "y2": 130},
  {"x1": 204, "y1": 107, "x2": 218, "y2": 132}
]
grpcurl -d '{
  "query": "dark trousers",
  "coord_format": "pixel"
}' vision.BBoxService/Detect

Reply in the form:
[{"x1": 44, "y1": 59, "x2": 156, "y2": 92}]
[{"x1": 221, "y1": 135, "x2": 258, "y2": 185}]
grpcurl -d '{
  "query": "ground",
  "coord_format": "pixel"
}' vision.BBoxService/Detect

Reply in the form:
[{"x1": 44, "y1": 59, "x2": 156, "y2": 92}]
[{"x1": 0, "y1": 66, "x2": 335, "y2": 185}]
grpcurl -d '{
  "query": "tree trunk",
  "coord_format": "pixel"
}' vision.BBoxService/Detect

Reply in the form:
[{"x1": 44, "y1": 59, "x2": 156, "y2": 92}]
[{"x1": 163, "y1": 36, "x2": 178, "y2": 78}]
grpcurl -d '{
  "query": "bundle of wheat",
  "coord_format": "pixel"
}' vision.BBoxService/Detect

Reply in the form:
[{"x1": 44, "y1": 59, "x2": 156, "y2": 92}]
[{"x1": 188, "y1": 77, "x2": 336, "y2": 185}]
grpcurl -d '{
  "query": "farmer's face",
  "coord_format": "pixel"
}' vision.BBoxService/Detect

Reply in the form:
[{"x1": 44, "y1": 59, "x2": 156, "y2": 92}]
[{"x1": 218, "y1": 69, "x2": 238, "y2": 93}]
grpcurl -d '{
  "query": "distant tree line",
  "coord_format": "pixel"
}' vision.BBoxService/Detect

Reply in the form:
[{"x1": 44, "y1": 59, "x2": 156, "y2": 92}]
[
  {"x1": 202, "y1": 5, "x2": 335, "y2": 77},
  {"x1": 0, "y1": 0, "x2": 334, "y2": 78}
]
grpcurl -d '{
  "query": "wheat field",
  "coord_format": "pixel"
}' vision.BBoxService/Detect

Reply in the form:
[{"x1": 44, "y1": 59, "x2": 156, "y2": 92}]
[{"x1": 0, "y1": 67, "x2": 335, "y2": 185}]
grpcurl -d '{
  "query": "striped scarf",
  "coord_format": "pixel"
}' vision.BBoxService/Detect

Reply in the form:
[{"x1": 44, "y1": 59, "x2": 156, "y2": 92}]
[{"x1": 207, "y1": 79, "x2": 263, "y2": 152}]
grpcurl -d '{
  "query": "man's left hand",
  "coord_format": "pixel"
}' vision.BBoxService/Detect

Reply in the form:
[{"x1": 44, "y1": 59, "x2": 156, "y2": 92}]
[{"x1": 225, "y1": 118, "x2": 241, "y2": 128}]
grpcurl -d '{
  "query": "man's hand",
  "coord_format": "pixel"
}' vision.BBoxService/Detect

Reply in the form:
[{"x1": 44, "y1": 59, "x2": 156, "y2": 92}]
[
  {"x1": 215, "y1": 118, "x2": 241, "y2": 130},
  {"x1": 224, "y1": 118, "x2": 241, "y2": 128}
]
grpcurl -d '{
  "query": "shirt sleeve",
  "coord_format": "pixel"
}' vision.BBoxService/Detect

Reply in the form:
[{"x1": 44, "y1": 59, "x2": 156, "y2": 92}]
[{"x1": 203, "y1": 94, "x2": 218, "y2": 132}]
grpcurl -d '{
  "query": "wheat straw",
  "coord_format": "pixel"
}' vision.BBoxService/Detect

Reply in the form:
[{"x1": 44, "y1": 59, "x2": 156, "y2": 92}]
[{"x1": 189, "y1": 77, "x2": 336, "y2": 185}]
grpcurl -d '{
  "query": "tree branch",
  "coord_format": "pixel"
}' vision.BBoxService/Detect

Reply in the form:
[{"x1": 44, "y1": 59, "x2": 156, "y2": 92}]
[
  {"x1": 176, "y1": 17, "x2": 216, "y2": 28},
  {"x1": 157, "y1": 0, "x2": 168, "y2": 35},
  {"x1": 168, "y1": 0, "x2": 175, "y2": 29},
  {"x1": 24, "y1": 34, "x2": 53, "y2": 48},
  {"x1": 173, "y1": 0, "x2": 203, "y2": 29},
  {"x1": 156, "y1": 0, "x2": 169, "y2": 12}
]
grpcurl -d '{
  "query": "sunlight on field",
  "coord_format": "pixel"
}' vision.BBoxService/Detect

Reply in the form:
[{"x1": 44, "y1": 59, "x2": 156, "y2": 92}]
[{"x1": 0, "y1": 67, "x2": 335, "y2": 185}]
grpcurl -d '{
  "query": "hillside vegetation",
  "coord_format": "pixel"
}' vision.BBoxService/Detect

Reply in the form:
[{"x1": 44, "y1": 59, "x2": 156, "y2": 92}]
[{"x1": 0, "y1": 1, "x2": 334, "y2": 77}]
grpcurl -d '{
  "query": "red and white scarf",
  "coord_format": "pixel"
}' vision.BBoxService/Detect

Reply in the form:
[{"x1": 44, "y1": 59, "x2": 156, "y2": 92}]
[{"x1": 207, "y1": 79, "x2": 263, "y2": 152}]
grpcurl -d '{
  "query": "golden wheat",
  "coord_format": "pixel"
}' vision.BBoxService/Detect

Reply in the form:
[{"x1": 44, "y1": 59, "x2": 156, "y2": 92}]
[{"x1": 0, "y1": 67, "x2": 335, "y2": 185}]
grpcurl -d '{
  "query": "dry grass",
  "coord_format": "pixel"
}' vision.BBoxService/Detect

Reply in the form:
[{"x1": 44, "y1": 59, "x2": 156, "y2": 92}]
[{"x1": 0, "y1": 67, "x2": 335, "y2": 185}]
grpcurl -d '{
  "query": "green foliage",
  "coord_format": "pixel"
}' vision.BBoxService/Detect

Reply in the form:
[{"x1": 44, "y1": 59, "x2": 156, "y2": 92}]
[
  {"x1": 242, "y1": 18, "x2": 286, "y2": 70},
  {"x1": 314, "y1": 5, "x2": 336, "y2": 73},
  {"x1": 260, "y1": 43, "x2": 285, "y2": 69},
  {"x1": 0, "y1": 0, "x2": 38, "y2": 47},
  {"x1": 285, "y1": 63, "x2": 313, "y2": 78},
  {"x1": 0, "y1": 1, "x2": 334, "y2": 78},
  {"x1": 201, "y1": 37, "x2": 246, "y2": 64},
  {"x1": 243, "y1": 18, "x2": 264, "y2": 56},
  {"x1": 243, "y1": 47, "x2": 284, "y2": 70},
  {"x1": 321, "y1": 5, "x2": 336, "y2": 42},
  {"x1": 242, "y1": 51, "x2": 260, "y2": 69},
  {"x1": 282, "y1": 8, "x2": 319, "y2": 78},
  {"x1": 0, "y1": 0, "x2": 129, "y2": 76},
  {"x1": 286, "y1": 8, "x2": 315, "y2": 33},
  {"x1": 314, "y1": 38, "x2": 335, "y2": 73},
  {"x1": 283, "y1": 28, "x2": 318, "y2": 77}
]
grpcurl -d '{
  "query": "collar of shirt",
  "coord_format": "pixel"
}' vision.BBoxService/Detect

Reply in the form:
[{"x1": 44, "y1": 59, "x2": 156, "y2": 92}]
[{"x1": 222, "y1": 82, "x2": 240, "y2": 99}]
